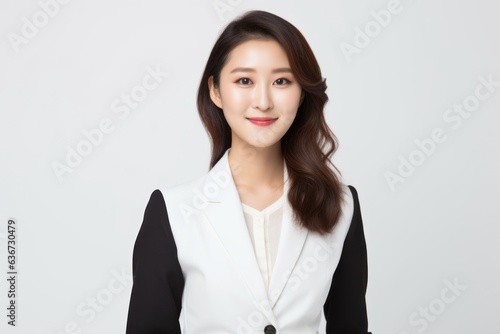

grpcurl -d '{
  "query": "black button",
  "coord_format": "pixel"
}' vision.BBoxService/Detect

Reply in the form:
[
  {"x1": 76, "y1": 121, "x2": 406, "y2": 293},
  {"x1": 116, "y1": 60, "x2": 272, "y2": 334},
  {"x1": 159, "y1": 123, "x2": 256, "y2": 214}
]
[{"x1": 264, "y1": 324, "x2": 276, "y2": 334}]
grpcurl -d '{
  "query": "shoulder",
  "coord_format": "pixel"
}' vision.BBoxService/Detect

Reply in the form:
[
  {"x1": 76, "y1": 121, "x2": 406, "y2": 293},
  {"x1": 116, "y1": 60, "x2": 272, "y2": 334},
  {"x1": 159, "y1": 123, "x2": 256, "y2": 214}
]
[
  {"x1": 338, "y1": 182, "x2": 356, "y2": 225},
  {"x1": 147, "y1": 172, "x2": 212, "y2": 230},
  {"x1": 342, "y1": 184, "x2": 360, "y2": 214},
  {"x1": 339, "y1": 182, "x2": 363, "y2": 218},
  {"x1": 327, "y1": 182, "x2": 364, "y2": 241},
  {"x1": 343, "y1": 184, "x2": 363, "y2": 227},
  {"x1": 158, "y1": 172, "x2": 208, "y2": 206},
  {"x1": 339, "y1": 183, "x2": 367, "y2": 250}
]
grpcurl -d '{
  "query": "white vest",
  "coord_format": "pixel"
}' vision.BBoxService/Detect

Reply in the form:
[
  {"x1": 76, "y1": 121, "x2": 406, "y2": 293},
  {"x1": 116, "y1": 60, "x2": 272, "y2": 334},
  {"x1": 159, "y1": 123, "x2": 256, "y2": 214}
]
[{"x1": 161, "y1": 148, "x2": 354, "y2": 333}]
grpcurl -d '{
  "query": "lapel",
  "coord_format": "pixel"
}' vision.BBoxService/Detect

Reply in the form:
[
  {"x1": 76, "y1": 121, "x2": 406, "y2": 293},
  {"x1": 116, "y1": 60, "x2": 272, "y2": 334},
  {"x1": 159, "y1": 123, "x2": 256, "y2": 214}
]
[{"x1": 201, "y1": 148, "x2": 309, "y2": 323}]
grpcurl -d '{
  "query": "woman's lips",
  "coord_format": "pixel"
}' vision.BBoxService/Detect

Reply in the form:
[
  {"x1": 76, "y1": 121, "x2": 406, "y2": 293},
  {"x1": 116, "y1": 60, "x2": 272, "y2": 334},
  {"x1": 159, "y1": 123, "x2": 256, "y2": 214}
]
[{"x1": 246, "y1": 117, "x2": 277, "y2": 126}]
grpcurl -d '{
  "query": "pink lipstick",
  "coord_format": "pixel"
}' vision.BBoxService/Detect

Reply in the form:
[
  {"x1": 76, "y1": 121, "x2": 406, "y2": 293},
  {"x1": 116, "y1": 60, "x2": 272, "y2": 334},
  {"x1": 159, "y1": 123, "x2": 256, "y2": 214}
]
[{"x1": 247, "y1": 117, "x2": 277, "y2": 126}]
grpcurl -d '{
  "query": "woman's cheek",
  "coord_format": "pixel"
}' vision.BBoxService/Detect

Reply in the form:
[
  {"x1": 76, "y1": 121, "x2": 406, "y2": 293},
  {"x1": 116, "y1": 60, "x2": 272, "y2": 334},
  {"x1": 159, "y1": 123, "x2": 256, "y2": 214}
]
[
  {"x1": 276, "y1": 93, "x2": 300, "y2": 114},
  {"x1": 223, "y1": 88, "x2": 249, "y2": 109}
]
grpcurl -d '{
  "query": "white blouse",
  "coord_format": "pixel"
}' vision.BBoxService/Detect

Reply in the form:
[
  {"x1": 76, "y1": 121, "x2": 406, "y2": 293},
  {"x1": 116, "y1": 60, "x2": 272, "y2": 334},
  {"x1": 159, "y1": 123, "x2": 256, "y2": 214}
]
[
  {"x1": 240, "y1": 164, "x2": 288, "y2": 291},
  {"x1": 241, "y1": 193, "x2": 285, "y2": 290}
]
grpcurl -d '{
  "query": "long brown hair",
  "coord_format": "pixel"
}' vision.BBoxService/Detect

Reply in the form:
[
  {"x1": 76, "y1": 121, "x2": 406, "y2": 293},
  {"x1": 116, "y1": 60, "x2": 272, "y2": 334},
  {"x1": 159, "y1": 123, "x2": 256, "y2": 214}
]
[{"x1": 196, "y1": 10, "x2": 346, "y2": 235}]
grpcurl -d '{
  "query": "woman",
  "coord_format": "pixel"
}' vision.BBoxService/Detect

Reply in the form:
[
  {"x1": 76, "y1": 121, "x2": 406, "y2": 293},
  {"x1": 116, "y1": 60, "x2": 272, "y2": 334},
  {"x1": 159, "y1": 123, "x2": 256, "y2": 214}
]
[{"x1": 126, "y1": 10, "x2": 372, "y2": 334}]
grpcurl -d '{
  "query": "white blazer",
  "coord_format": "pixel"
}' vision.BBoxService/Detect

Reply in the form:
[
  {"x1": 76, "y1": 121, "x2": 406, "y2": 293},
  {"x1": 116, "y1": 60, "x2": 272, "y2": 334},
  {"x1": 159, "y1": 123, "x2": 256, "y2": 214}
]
[{"x1": 126, "y1": 148, "x2": 371, "y2": 334}]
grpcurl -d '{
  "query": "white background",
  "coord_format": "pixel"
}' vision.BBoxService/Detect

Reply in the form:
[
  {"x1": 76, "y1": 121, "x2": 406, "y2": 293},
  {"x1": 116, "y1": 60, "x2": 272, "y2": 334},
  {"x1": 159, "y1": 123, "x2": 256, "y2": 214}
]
[{"x1": 1, "y1": 0, "x2": 499, "y2": 333}]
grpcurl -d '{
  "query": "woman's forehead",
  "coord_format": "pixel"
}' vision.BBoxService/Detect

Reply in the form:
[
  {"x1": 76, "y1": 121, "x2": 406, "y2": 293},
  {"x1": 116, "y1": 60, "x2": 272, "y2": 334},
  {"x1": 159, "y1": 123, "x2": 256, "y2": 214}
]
[{"x1": 223, "y1": 39, "x2": 291, "y2": 72}]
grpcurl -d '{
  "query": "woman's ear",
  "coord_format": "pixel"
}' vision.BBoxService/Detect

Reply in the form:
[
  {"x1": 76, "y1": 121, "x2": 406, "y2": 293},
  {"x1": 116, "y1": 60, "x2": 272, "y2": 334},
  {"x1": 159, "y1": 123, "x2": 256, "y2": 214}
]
[
  {"x1": 208, "y1": 76, "x2": 223, "y2": 109},
  {"x1": 299, "y1": 91, "x2": 305, "y2": 106}
]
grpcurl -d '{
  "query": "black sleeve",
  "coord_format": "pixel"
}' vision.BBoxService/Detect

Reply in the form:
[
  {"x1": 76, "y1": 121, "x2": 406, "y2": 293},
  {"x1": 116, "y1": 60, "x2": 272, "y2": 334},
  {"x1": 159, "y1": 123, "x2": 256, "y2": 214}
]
[
  {"x1": 323, "y1": 185, "x2": 372, "y2": 334},
  {"x1": 126, "y1": 189, "x2": 185, "y2": 334}
]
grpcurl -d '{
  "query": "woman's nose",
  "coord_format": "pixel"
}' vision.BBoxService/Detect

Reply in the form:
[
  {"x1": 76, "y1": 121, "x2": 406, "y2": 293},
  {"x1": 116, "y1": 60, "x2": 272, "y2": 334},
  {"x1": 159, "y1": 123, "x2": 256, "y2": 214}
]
[{"x1": 252, "y1": 84, "x2": 273, "y2": 111}]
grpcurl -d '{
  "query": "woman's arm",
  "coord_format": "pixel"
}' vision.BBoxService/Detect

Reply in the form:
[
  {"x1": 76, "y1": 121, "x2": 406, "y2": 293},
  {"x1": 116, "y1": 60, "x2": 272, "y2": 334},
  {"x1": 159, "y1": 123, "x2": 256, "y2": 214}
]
[
  {"x1": 323, "y1": 185, "x2": 372, "y2": 334},
  {"x1": 126, "y1": 189, "x2": 184, "y2": 333}
]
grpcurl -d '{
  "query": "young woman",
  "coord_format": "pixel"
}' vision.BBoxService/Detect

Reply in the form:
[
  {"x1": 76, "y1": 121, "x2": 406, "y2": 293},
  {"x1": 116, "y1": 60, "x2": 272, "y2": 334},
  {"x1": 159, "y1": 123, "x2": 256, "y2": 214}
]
[{"x1": 126, "y1": 10, "x2": 372, "y2": 334}]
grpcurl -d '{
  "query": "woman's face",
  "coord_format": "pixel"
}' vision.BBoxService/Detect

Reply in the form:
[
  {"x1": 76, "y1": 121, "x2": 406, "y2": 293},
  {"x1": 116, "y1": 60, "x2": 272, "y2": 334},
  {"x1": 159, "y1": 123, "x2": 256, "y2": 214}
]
[{"x1": 209, "y1": 39, "x2": 303, "y2": 149}]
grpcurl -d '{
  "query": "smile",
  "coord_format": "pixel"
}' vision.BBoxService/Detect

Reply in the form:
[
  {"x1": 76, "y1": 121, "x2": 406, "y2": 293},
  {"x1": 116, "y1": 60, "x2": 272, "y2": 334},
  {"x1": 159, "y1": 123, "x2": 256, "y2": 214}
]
[{"x1": 246, "y1": 117, "x2": 278, "y2": 126}]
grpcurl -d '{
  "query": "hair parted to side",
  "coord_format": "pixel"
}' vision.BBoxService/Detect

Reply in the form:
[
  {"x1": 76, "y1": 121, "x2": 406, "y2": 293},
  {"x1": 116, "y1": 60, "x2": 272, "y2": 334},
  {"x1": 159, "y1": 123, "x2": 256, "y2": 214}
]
[{"x1": 196, "y1": 10, "x2": 346, "y2": 235}]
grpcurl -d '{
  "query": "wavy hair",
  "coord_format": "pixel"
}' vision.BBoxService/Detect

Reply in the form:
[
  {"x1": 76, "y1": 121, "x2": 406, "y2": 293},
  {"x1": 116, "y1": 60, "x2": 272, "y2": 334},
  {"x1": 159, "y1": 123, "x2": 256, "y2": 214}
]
[{"x1": 196, "y1": 10, "x2": 346, "y2": 235}]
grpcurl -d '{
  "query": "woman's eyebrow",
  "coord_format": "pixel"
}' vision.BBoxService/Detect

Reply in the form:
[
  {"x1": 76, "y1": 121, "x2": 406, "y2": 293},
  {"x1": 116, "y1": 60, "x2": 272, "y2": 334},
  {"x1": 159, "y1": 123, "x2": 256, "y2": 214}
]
[{"x1": 229, "y1": 67, "x2": 292, "y2": 74}]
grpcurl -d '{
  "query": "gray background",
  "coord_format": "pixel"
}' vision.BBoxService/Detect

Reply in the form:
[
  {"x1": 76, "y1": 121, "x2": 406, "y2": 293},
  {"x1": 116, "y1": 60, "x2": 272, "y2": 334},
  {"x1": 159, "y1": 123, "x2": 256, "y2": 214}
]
[{"x1": 1, "y1": 0, "x2": 499, "y2": 333}]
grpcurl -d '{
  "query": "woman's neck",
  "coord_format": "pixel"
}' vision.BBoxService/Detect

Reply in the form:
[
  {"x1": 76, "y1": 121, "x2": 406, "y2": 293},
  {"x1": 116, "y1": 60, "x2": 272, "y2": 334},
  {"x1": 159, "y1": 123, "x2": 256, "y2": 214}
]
[{"x1": 228, "y1": 142, "x2": 284, "y2": 191}]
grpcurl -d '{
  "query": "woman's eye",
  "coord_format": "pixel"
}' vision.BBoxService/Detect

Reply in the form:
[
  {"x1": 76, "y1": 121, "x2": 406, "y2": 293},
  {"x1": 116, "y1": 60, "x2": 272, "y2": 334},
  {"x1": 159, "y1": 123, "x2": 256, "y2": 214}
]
[
  {"x1": 274, "y1": 78, "x2": 290, "y2": 85},
  {"x1": 237, "y1": 78, "x2": 252, "y2": 85}
]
